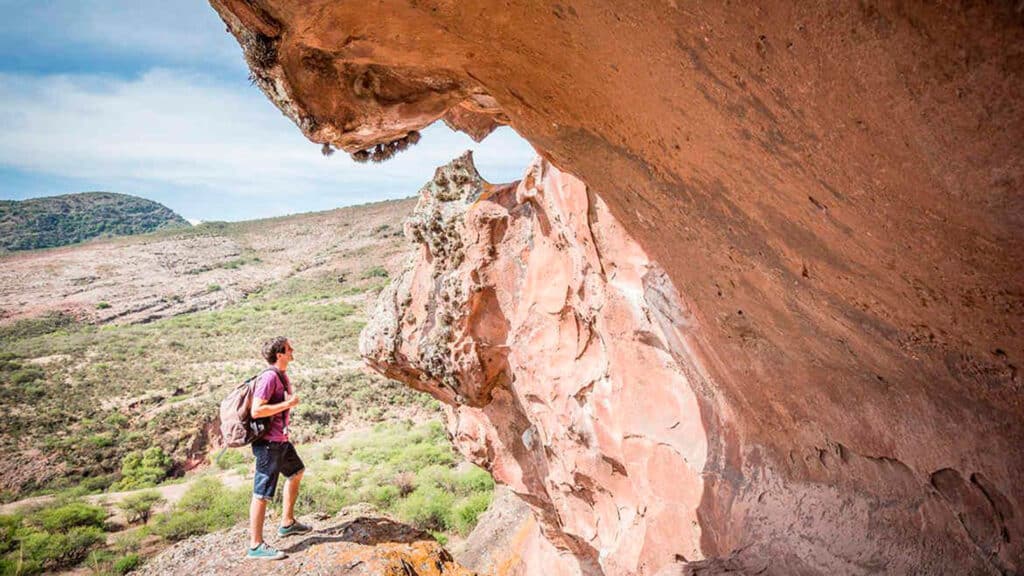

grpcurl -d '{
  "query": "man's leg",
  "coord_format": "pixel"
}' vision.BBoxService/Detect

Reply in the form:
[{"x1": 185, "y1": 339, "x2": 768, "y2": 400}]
[
  {"x1": 248, "y1": 441, "x2": 284, "y2": 557},
  {"x1": 249, "y1": 495, "x2": 268, "y2": 548},
  {"x1": 281, "y1": 469, "x2": 303, "y2": 527}
]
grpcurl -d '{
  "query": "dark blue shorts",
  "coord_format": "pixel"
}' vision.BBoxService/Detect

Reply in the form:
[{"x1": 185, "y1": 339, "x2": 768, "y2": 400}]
[{"x1": 251, "y1": 440, "x2": 304, "y2": 500}]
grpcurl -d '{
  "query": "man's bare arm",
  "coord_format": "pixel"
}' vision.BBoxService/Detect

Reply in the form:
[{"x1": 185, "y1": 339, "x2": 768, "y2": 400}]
[{"x1": 251, "y1": 394, "x2": 299, "y2": 418}]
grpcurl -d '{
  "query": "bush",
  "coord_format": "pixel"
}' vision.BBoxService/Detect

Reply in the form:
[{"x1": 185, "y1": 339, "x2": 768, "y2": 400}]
[
  {"x1": 150, "y1": 512, "x2": 212, "y2": 542},
  {"x1": 392, "y1": 471, "x2": 416, "y2": 497},
  {"x1": 294, "y1": 477, "x2": 348, "y2": 517},
  {"x1": 362, "y1": 266, "x2": 388, "y2": 279},
  {"x1": 27, "y1": 501, "x2": 105, "y2": 533},
  {"x1": 370, "y1": 485, "x2": 400, "y2": 509},
  {"x1": 118, "y1": 491, "x2": 164, "y2": 524},
  {"x1": 96, "y1": 302, "x2": 112, "y2": 310},
  {"x1": 114, "y1": 553, "x2": 141, "y2": 574},
  {"x1": 15, "y1": 525, "x2": 105, "y2": 573},
  {"x1": 214, "y1": 448, "x2": 249, "y2": 471},
  {"x1": 9, "y1": 367, "x2": 44, "y2": 385},
  {"x1": 454, "y1": 466, "x2": 494, "y2": 494},
  {"x1": 390, "y1": 442, "x2": 457, "y2": 471},
  {"x1": 451, "y1": 492, "x2": 491, "y2": 535},
  {"x1": 151, "y1": 477, "x2": 248, "y2": 541},
  {"x1": 116, "y1": 447, "x2": 172, "y2": 489},
  {"x1": 416, "y1": 464, "x2": 456, "y2": 492},
  {"x1": 396, "y1": 485, "x2": 454, "y2": 531},
  {"x1": 0, "y1": 514, "x2": 22, "y2": 555}
]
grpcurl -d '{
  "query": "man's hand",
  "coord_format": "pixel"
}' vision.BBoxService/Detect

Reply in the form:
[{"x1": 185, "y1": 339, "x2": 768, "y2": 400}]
[{"x1": 286, "y1": 393, "x2": 300, "y2": 408}]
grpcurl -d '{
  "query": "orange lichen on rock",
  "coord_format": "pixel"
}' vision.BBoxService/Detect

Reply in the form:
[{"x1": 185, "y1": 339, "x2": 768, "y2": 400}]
[{"x1": 137, "y1": 515, "x2": 476, "y2": 576}]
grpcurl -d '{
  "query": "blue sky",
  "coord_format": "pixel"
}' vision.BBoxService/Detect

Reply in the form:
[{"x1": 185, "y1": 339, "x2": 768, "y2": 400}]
[{"x1": 0, "y1": 0, "x2": 536, "y2": 222}]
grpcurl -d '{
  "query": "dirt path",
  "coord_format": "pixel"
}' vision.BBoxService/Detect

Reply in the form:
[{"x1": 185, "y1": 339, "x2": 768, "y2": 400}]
[{"x1": 0, "y1": 469, "x2": 248, "y2": 517}]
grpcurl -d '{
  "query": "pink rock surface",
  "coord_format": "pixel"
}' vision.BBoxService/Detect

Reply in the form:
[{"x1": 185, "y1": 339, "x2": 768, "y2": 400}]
[
  {"x1": 362, "y1": 153, "x2": 715, "y2": 574},
  {"x1": 362, "y1": 153, "x2": 1019, "y2": 575}
]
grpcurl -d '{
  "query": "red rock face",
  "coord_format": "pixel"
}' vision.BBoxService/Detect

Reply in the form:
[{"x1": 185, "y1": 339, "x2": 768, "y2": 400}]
[
  {"x1": 362, "y1": 153, "x2": 712, "y2": 574},
  {"x1": 211, "y1": 2, "x2": 1024, "y2": 574}
]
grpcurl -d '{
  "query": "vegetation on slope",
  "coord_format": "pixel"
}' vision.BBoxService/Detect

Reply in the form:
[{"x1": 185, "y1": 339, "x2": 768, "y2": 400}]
[
  {"x1": 0, "y1": 423, "x2": 493, "y2": 575},
  {"x1": 0, "y1": 192, "x2": 189, "y2": 252},
  {"x1": 0, "y1": 197, "x2": 495, "y2": 575},
  {"x1": 0, "y1": 270, "x2": 437, "y2": 497}
]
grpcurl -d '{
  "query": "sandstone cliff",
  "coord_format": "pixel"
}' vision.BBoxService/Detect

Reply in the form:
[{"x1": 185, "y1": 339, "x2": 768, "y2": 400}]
[{"x1": 211, "y1": 2, "x2": 1023, "y2": 574}]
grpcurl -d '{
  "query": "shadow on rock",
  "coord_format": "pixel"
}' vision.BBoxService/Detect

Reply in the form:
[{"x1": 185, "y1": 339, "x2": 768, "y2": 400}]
[{"x1": 282, "y1": 516, "x2": 439, "y2": 553}]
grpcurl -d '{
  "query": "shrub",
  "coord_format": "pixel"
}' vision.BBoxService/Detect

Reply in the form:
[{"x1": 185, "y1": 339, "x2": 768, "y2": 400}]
[
  {"x1": 396, "y1": 485, "x2": 454, "y2": 531},
  {"x1": 362, "y1": 266, "x2": 388, "y2": 279},
  {"x1": 294, "y1": 477, "x2": 348, "y2": 517},
  {"x1": 113, "y1": 553, "x2": 141, "y2": 574},
  {"x1": 0, "y1": 311, "x2": 76, "y2": 341},
  {"x1": 118, "y1": 491, "x2": 165, "y2": 524},
  {"x1": 0, "y1": 514, "x2": 22, "y2": 554},
  {"x1": 391, "y1": 442, "x2": 456, "y2": 471},
  {"x1": 27, "y1": 501, "x2": 105, "y2": 533},
  {"x1": 116, "y1": 447, "x2": 172, "y2": 489},
  {"x1": 370, "y1": 485, "x2": 400, "y2": 509},
  {"x1": 454, "y1": 466, "x2": 495, "y2": 495},
  {"x1": 15, "y1": 525, "x2": 105, "y2": 573},
  {"x1": 214, "y1": 448, "x2": 248, "y2": 471},
  {"x1": 87, "y1": 433, "x2": 114, "y2": 448},
  {"x1": 392, "y1": 471, "x2": 416, "y2": 497},
  {"x1": 151, "y1": 477, "x2": 248, "y2": 541},
  {"x1": 150, "y1": 512, "x2": 211, "y2": 542},
  {"x1": 451, "y1": 492, "x2": 491, "y2": 535},
  {"x1": 96, "y1": 302, "x2": 112, "y2": 310},
  {"x1": 104, "y1": 413, "x2": 129, "y2": 428}
]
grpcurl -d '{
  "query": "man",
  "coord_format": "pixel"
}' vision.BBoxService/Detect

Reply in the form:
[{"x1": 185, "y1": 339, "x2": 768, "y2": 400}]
[{"x1": 246, "y1": 336, "x2": 312, "y2": 560}]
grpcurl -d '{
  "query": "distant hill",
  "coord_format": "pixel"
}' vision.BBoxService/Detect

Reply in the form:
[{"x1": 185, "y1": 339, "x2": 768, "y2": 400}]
[{"x1": 0, "y1": 192, "x2": 190, "y2": 252}]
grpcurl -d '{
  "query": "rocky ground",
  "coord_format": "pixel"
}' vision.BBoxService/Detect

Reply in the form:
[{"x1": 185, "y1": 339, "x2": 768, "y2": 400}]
[
  {"x1": 132, "y1": 488, "x2": 533, "y2": 576},
  {"x1": 137, "y1": 506, "x2": 476, "y2": 576}
]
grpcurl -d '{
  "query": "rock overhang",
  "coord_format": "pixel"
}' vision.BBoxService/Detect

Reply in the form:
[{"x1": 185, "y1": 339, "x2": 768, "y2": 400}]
[{"x1": 210, "y1": 2, "x2": 1024, "y2": 574}]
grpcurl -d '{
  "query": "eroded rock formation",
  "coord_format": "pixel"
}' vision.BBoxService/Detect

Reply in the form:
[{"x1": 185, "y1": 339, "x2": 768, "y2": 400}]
[
  {"x1": 362, "y1": 153, "x2": 713, "y2": 574},
  {"x1": 211, "y1": 2, "x2": 1023, "y2": 574}
]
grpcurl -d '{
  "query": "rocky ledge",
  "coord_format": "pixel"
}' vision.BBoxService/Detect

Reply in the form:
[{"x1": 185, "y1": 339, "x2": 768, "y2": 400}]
[{"x1": 137, "y1": 510, "x2": 476, "y2": 576}]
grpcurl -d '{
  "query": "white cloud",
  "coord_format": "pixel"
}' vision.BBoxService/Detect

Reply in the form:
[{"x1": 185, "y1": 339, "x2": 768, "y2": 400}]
[
  {"x1": 0, "y1": 0, "x2": 245, "y2": 71},
  {"x1": 0, "y1": 69, "x2": 537, "y2": 221}
]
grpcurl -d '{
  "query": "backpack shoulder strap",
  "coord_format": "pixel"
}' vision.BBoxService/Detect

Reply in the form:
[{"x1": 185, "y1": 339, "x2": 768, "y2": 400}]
[
  {"x1": 267, "y1": 367, "x2": 288, "y2": 389},
  {"x1": 248, "y1": 367, "x2": 276, "y2": 389}
]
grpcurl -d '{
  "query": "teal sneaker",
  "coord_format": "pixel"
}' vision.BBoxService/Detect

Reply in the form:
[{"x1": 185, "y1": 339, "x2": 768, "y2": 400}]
[
  {"x1": 277, "y1": 520, "x2": 312, "y2": 537},
  {"x1": 246, "y1": 542, "x2": 285, "y2": 561}
]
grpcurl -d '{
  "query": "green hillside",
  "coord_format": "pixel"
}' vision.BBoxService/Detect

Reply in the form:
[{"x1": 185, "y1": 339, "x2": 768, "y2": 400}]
[{"x1": 0, "y1": 192, "x2": 189, "y2": 252}]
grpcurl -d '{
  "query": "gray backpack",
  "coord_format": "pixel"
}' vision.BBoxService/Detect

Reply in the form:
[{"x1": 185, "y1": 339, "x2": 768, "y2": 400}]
[{"x1": 218, "y1": 368, "x2": 276, "y2": 448}]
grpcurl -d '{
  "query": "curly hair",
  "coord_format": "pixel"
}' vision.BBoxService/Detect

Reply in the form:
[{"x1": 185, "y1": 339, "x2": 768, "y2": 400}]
[{"x1": 261, "y1": 336, "x2": 289, "y2": 364}]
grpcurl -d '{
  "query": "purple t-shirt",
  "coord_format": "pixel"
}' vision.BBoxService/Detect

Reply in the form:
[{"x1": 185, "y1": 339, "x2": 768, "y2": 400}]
[{"x1": 253, "y1": 369, "x2": 291, "y2": 442}]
